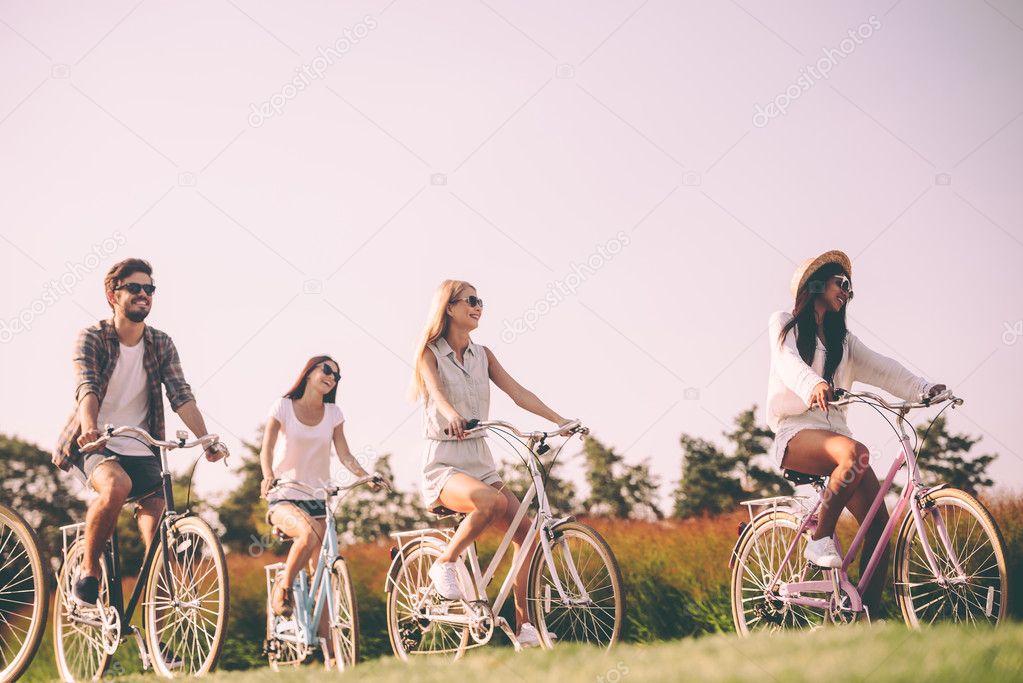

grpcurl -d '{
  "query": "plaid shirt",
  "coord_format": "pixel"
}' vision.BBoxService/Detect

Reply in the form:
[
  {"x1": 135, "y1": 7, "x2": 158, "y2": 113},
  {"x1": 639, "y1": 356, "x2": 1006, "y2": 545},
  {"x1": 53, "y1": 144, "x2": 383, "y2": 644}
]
[{"x1": 54, "y1": 319, "x2": 196, "y2": 465}]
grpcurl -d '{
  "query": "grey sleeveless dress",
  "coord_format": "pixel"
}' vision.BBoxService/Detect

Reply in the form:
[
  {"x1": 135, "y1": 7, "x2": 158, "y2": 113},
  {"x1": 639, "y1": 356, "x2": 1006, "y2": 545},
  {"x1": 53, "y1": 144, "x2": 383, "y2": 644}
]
[{"x1": 419, "y1": 336, "x2": 501, "y2": 508}]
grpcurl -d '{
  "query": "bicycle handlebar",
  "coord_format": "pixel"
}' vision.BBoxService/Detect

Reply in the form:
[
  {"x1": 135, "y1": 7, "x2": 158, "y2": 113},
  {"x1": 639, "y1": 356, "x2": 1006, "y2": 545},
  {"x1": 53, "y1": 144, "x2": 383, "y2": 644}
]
[
  {"x1": 80, "y1": 424, "x2": 220, "y2": 452},
  {"x1": 827, "y1": 388, "x2": 963, "y2": 411},
  {"x1": 452, "y1": 418, "x2": 588, "y2": 440},
  {"x1": 268, "y1": 473, "x2": 389, "y2": 498}
]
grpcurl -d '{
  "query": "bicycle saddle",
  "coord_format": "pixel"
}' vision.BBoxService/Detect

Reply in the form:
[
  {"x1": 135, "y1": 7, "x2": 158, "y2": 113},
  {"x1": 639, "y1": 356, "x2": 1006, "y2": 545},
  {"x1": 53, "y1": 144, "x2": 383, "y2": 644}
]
[
  {"x1": 428, "y1": 505, "x2": 465, "y2": 520},
  {"x1": 783, "y1": 469, "x2": 827, "y2": 487}
]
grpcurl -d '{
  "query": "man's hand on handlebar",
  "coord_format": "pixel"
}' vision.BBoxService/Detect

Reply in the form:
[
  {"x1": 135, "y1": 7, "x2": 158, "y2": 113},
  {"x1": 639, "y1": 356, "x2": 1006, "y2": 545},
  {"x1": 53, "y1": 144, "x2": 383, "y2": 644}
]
[{"x1": 204, "y1": 439, "x2": 229, "y2": 463}]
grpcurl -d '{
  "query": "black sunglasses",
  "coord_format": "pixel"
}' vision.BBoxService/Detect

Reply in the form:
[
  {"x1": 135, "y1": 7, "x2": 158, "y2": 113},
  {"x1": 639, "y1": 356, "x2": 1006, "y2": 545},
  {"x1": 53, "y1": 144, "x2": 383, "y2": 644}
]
[
  {"x1": 450, "y1": 295, "x2": 484, "y2": 308},
  {"x1": 318, "y1": 363, "x2": 340, "y2": 381},
  {"x1": 115, "y1": 282, "x2": 156, "y2": 296}
]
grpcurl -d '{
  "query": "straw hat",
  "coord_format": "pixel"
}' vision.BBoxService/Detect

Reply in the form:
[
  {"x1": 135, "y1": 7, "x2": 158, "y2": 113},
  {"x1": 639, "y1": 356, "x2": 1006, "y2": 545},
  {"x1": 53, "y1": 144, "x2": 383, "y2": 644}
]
[{"x1": 790, "y1": 250, "x2": 852, "y2": 297}]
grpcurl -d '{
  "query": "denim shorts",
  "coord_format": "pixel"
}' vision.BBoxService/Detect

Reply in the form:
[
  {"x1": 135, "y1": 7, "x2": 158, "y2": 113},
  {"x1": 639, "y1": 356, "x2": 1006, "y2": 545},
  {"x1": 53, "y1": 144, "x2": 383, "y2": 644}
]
[
  {"x1": 78, "y1": 449, "x2": 164, "y2": 501},
  {"x1": 267, "y1": 498, "x2": 328, "y2": 521}
]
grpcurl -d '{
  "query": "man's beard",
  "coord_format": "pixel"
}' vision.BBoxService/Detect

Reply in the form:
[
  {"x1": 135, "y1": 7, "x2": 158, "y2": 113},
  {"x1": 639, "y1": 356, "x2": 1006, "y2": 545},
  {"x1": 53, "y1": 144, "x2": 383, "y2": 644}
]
[{"x1": 126, "y1": 307, "x2": 149, "y2": 323}]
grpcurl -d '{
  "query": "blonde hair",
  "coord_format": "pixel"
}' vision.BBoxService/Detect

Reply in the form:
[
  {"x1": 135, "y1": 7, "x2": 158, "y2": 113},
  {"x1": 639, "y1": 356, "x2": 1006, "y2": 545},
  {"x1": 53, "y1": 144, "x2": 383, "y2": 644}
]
[{"x1": 409, "y1": 279, "x2": 475, "y2": 400}]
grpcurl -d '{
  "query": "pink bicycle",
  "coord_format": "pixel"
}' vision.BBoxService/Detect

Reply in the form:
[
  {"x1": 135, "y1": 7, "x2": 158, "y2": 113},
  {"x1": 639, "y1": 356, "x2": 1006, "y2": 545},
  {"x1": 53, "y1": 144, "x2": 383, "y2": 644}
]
[{"x1": 730, "y1": 389, "x2": 1009, "y2": 632}]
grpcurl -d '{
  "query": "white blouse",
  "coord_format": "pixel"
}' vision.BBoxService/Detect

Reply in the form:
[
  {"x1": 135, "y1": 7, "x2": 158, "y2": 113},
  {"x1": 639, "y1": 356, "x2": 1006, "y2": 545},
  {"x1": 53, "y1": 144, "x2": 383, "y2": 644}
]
[{"x1": 765, "y1": 311, "x2": 933, "y2": 432}]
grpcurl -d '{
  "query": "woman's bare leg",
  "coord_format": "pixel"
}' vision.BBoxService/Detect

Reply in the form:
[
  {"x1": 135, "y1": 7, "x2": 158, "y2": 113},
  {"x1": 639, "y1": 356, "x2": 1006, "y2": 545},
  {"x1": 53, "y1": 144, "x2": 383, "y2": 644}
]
[
  {"x1": 781, "y1": 429, "x2": 872, "y2": 539},
  {"x1": 435, "y1": 473, "x2": 508, "y2": 563}
]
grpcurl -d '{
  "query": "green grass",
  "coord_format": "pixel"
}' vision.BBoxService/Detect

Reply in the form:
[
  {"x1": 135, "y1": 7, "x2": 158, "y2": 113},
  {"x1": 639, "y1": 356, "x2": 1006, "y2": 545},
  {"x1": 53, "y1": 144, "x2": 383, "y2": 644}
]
[{"x1": 25, "y1": 622, "x2": 1023, "y2": 682}]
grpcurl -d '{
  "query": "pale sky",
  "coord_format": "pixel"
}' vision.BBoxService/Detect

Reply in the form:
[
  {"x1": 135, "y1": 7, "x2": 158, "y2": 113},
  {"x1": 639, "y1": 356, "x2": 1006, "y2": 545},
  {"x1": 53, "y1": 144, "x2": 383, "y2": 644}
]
[{"x1": 1, "y1": 0, "x2": 1021, "y2": 508}]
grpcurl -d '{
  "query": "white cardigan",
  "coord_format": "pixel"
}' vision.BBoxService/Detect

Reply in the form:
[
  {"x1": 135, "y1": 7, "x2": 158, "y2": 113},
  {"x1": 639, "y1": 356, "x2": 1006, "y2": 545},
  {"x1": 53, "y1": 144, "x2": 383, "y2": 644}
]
[{"x1": 765, "y1": 310, "x2": 932, "y2": 432}]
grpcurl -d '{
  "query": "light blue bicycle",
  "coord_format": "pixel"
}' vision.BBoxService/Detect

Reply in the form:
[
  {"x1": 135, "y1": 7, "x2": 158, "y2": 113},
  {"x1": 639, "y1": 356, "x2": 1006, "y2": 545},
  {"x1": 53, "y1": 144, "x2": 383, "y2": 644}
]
[{"x1": 262, "y1": 475, "x2": 383, "y2": 671}]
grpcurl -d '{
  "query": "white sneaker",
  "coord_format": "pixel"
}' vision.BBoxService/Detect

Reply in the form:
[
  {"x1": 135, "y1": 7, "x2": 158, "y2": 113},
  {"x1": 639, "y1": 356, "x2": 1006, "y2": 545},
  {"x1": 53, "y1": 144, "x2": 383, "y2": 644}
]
[
  {"x1": 804, "y1": 536, "x2": 843, "y2": 568},
  {"x1": 517, "y1": 623, "x2": 541, "y2": 648},
  {"x1": 428, "y1": 562, "x2": 464, "y2": 601}
]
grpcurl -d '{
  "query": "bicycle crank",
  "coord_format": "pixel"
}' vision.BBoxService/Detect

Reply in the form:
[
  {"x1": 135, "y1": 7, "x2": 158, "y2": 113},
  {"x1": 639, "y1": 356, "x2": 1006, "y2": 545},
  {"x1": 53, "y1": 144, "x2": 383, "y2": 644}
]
[{"x1": 467, "y1": 601, "x2": 495, "y2": 645}]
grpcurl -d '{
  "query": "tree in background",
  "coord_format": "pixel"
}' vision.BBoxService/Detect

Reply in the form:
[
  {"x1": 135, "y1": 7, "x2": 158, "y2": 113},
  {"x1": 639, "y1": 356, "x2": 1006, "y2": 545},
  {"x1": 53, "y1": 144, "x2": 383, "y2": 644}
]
[
  {"x1": 673, "y1": 435, "x2": 744, "y2": 517},
  {"x1": 914, "y1": 415, "x2": 997, "y2": 495},
  {"x1": 582, "y1": 436, "x2": 662, "y2": 519},
  {"x1": 673, "y1": 405, "x2": 791, "y2": 517},
  {"x1": 726, "y1": 407, "x2": 793, "y2": 498},
  {"x1": 0, "y1": 434, "x2": 87, "y2": 561}
]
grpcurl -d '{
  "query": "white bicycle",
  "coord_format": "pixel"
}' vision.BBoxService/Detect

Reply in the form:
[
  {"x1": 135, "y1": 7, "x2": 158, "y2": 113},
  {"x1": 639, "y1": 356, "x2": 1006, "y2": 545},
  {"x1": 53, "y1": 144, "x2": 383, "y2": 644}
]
[{"x1": 384, "y1": 419, "x2": 624, "y2": 659}]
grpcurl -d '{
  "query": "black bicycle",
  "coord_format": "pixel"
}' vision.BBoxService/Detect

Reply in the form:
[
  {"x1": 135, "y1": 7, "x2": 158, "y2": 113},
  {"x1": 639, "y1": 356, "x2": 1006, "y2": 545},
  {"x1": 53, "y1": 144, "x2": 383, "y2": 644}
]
[{"x1": 53, "y1": 425, "x2": 229, "y2": 681}]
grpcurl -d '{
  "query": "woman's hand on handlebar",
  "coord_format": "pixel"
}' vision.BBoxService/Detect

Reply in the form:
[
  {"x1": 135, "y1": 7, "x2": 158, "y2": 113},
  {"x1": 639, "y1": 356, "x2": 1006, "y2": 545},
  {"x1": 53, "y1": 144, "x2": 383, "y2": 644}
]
[
  {"x1": 810, "y1": 382, "x2": 832, "y2": 413},
  {"x1": 443, "y1": 413, "x2": 468, "y2": 440},
  {"x1": 927, "y1": 383, "x2": 947, "y2": 398},
  {"x1": 260, "y1": 475, "x2": 276, "y2": 498},
  {"x1": 556, "y1": 419, "x2": 581, "y2": 436},
  {"x1": 368, "y1": 472, "x2": 392, "y2": 492}
]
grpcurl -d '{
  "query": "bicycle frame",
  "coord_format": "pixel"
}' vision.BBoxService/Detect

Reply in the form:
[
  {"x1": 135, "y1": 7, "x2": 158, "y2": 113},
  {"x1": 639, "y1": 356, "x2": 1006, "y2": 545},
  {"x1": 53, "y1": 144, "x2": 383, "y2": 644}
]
[
  {"x1": 266, "y1": 475, "x2": 378, "y2": 649},
  {"x1": 271, "y1": 503, "x2": 341, "y2": 648},
  {"x1": 766, "y1": 394, "x2": 966, "y2": 613}
]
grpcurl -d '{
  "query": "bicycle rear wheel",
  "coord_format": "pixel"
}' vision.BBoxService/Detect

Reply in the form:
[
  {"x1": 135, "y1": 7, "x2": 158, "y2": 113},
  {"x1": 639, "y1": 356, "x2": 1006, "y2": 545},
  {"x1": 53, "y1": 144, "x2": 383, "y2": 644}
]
[
  {"x1": 0, "y1": 502, "x2": 47, "y2": 682},
  {"x1": 730, "y1": 511, "x2": 829, "y2": 635},
  {"x1": 895, "y1": 488, "x2": 1008, "y2": 627},
  {"x1": 143, "y1": 516, "x2": 229, "y2": 676},
  {"x1": 526, "y1": 521, "x2": 624, "y2": 649},
  {"x1": 53, "y1": 539, "x2": 114, "y2": 682},
  {"x1": 329, "y1": 558, "x2": 359, "y2": 670},
  {"x1": 385, "y1": 540, "x2": 469, "y2": 660}
]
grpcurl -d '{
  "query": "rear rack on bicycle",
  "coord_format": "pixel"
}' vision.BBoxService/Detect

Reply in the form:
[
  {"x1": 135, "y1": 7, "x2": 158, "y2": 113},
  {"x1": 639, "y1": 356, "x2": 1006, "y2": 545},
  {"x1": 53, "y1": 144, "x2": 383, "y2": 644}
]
[
  {"x1": 739, "y1": 495, "x2": 815, "y2": 526},
  {"x1": 60, "y1": 522, "x2": 86, "y2": 556}
]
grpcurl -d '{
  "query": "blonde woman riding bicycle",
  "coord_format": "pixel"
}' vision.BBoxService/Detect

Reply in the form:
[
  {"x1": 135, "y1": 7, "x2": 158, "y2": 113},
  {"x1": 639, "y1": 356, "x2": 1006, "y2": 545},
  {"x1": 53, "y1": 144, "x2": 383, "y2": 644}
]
[{"x1": 411, "y1": 280, "x2": 575, "y2": 648}]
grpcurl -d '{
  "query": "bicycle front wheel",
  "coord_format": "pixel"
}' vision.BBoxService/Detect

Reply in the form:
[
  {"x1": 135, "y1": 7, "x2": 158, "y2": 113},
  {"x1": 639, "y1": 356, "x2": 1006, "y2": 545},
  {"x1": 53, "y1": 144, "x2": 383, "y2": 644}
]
[
  {"x1": 895, "y1": 488, "x2": 1008, "y2": 627},
  {"x1": 526, "y1": 522, "x2": 624, "y2": 649},
  {"x1": 0, "y1": 502, "x2": 48, "y2": 682},
  {"x1": 329, "y1": 558, "x2": 359, "y2": 670},
  {"x1": 143, "y1": 516, "x2": 229, "y2": 677}
]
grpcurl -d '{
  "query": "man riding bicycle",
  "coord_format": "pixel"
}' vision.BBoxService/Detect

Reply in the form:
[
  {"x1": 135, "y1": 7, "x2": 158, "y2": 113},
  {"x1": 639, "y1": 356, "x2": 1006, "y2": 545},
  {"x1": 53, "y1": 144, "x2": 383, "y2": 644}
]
[{"x1": 52, "y1": 258, "x2": 229, "y2": 610}]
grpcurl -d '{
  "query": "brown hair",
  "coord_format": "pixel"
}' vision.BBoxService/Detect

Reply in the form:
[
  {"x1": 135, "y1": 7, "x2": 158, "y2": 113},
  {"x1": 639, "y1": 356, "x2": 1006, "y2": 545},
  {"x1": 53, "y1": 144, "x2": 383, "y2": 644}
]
[
  {"x1": 285, "y1": 355, "x2": 339, "y2": 403},
  {"x1": 104, "y1": 258, "x2": 153, "y2": 311}
]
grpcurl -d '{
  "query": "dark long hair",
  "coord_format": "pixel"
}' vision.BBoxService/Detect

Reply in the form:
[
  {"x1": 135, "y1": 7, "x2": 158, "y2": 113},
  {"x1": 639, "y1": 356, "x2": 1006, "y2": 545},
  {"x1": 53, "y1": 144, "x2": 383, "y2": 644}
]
[
  {"x1": 284, "y1": 355, "x2": 339, "y2": 403},
  {"x1": 779, "y1": 262, "x2": 848, "y2": 384}
]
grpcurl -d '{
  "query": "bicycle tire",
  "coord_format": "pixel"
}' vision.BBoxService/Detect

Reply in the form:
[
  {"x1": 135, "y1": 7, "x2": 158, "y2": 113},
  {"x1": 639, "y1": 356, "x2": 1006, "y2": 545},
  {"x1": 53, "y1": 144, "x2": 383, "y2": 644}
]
[{"x1": 0, "y1": 502, "x2": 48, "y2": 682}]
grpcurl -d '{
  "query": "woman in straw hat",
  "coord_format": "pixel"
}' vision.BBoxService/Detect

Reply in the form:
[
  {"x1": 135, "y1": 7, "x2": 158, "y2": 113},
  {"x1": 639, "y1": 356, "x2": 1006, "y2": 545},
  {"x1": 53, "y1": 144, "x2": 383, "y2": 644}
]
[
  {"x1": 410, "y1": 279, "x2": 575, "y2": 647},
  {"x1": 766, "y1": 250, "x2": 945, "y2": 614}
]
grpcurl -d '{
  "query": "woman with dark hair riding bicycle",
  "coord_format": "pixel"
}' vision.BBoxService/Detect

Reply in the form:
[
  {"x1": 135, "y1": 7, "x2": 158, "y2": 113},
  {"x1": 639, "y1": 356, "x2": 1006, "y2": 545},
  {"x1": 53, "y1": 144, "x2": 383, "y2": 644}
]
[
  {"x1": 766, "y1": 250, "x2": 946, "y2": 614},
  {"x1": 259, "y1": 355, "x2": 382, "y2": 619}
]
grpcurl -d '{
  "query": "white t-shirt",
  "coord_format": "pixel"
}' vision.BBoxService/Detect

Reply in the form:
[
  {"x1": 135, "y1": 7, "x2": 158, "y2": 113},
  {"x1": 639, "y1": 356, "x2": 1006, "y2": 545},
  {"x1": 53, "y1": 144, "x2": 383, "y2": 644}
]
[
  {"x1": 266, "y1": 397, "x2": 344, "y2": 501},
  {"x1": 97, "y1": 340, "x2": 152, "y2": 456}
]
